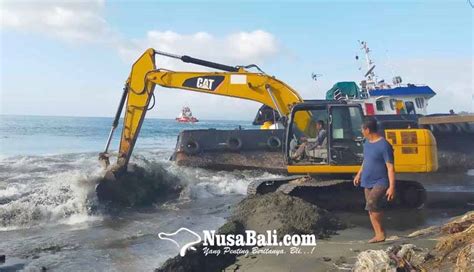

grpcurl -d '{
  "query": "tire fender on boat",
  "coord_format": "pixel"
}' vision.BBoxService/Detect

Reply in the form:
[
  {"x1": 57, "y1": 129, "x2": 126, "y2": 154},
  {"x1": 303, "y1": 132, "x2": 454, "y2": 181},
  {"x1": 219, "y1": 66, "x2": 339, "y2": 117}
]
[
  {"x1": 183, "y1": 140, "x2": 200, "y2": 155},
  {"x1": 434, "y1": 124, "x2": 451, "y2": 134},
  {"x1": 227, "y1": 137, "x2": 242, "y2": 151},
  {"x1": 266, "y1": 136, "x2": 282, "y2": 150}
]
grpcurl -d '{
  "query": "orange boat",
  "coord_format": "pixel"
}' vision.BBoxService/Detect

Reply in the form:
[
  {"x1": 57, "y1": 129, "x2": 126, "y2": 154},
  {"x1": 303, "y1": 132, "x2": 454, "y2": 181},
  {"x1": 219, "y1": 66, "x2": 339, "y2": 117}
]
[{"x1": 176, "y1": 106, "x2": 199, "y2": 123}]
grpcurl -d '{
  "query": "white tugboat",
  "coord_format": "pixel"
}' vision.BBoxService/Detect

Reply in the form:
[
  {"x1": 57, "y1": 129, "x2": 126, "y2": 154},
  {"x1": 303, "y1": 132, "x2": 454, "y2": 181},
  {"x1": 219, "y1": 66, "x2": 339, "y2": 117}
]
[
  {"x1": 326, "y1": 41, "x2": 436, "y2": 116},
  {"x1": 176, "y1": 106, "x2": 199, "y2": 123}
]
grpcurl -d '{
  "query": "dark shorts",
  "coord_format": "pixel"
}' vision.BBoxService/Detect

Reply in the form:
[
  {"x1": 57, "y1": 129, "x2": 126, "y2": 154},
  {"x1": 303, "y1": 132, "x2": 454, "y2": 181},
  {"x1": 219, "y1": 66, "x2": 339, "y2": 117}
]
[{"x1": 364, "y1": 185, "x2": 388, "y2": 212}]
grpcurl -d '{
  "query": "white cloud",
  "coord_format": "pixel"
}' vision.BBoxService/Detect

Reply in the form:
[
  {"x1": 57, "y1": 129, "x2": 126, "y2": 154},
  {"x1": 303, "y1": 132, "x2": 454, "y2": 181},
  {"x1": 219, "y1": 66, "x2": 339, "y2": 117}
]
[
  {"x1": 0, "y1": 0, "x2": 279, "y2": 66},
  {"x1": 0, "y1": 0, "x2": 281, "y2": 119},
  {"x1": 1, "y1": 0, "x2": 111, "y2": 43},
  {"x1": 116, "y1": 29, "x2": 280, "y2": 120},
  {"x1": 118, "y1": 30, "x2": 279, "y2": 69},
  {"x1": 380, "y1": 58, "x2": 473, "y2": 113},
  {"x1": 9, "y1": 1, "x2": 470, "y2": 118}
]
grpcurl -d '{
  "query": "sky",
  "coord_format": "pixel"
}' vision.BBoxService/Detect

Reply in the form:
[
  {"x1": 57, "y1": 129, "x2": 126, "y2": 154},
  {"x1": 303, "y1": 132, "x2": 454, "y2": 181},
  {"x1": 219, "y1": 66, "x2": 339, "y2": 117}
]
[{"x1": 0, "y1": 0, "x2": 473, "y2": 120}]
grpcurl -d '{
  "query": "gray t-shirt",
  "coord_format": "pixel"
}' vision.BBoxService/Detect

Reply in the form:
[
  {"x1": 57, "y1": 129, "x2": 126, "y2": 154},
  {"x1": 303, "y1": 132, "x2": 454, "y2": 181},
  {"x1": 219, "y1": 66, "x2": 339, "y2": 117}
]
[
  {"x1": 307, "y1": 129, "x2": 327, "y2": 149},
  {"x1": 361, "y1": 138, "x2": 394, "y2": 188}
]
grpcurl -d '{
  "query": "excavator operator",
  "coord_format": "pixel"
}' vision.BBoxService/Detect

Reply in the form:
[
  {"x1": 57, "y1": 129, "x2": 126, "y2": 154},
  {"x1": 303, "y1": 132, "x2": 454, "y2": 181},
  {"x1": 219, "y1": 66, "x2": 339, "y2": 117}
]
[{"x1": 290, "y1": 120, "x2": 327, "y2": 161}]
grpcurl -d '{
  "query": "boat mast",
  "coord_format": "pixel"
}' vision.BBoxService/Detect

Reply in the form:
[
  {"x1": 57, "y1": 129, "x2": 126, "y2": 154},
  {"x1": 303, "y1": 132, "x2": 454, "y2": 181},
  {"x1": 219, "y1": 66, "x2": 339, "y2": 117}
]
[{"x1": 359, "y1": 40, "x2": 378, "y2": 90}]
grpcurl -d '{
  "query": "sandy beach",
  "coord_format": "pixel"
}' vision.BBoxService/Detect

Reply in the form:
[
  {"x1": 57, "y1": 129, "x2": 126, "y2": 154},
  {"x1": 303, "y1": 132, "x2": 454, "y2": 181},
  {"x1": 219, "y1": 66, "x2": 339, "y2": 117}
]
[
  {"x1": 224, "y1": 215, "x2": 441, "y2": 271},
  {"x1": 157, "y1": 171, "x2": 474, "y2": 272}
]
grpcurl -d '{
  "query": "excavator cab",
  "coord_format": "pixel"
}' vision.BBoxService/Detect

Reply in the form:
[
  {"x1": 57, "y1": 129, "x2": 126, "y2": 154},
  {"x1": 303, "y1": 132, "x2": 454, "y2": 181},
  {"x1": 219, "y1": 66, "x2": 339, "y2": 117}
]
[
  {"x1": 249, "y1": 101, "x2": 435, "y2": 209},
  {"x1": 285, "y1": 101, "x2": 438, "y2": 175},
  {"x1": 286, "y1": 102, "x2": 364, "y2": 172}
]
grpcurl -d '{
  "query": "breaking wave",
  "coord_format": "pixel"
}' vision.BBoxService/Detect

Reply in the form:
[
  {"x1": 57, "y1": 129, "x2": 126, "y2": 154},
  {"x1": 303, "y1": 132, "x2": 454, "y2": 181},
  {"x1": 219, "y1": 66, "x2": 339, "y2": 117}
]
[
  {"x1": 0, "y1": 150, "x2": 281, "y2": 230},
  {"x1": 0, "y1": 153, "x2": 103, "y2": 231},
  {"x1": 169, "y1": 165, "x2": 280, "y2": 200}
]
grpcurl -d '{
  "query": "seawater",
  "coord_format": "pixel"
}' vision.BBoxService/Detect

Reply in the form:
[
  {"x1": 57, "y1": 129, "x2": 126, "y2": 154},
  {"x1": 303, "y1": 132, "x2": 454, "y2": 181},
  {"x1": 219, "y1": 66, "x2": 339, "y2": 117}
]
[
  {"x1": 0, "y1": 115, "x2": 472, "y2": 271},
  {"x1": 0, "y1": 115, "x2": 279, "y2": 271}
]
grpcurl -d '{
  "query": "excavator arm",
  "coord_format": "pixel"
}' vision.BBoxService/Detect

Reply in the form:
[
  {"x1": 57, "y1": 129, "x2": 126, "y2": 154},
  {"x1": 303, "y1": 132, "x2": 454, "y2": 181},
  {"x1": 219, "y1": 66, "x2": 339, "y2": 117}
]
[{"x1": 100, "y1": 48, "x2": 306, "y2": 173}]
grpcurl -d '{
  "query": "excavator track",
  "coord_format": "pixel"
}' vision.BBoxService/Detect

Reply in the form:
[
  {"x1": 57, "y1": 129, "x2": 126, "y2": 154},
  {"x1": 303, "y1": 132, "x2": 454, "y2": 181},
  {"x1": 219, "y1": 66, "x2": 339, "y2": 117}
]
[
  {"x1": 247, "y1": 175, "x2": 306, "y2": 195},
  {"x1": 248, "y1": 177, "x2": 427, "y2": 210}
]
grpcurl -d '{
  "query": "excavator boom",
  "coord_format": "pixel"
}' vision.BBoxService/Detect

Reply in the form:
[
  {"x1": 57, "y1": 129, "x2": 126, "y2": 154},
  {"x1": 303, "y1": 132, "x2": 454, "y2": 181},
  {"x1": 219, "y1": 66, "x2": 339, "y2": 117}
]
[
  {"x1": 98, "y1": 48, "x2": 438, "y2": 211},
  {"x1": 100, "y1": 48, "x2": 305, "y2": 173}
]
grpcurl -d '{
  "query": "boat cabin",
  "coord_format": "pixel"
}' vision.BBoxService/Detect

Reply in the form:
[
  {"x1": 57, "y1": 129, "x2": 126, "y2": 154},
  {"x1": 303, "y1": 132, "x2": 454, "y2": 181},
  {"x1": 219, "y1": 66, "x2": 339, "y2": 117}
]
[
  {"x1": 325, "y1": 41, "x2": 436, "y2": 116},
  {"x1": 326, "y1": 81, "x2": 436, "y2": 116}
]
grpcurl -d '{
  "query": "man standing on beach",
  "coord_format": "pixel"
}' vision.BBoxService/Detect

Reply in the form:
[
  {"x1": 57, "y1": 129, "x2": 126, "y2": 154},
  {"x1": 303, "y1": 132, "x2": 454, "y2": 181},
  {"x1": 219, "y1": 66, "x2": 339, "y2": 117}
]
[{"x1": 353, "y1": 118, "x2": 396, "y2": 243}]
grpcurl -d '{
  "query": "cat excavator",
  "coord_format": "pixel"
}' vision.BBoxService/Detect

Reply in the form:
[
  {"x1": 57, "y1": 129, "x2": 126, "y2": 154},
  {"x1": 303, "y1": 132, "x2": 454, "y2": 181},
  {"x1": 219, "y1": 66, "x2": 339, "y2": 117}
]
[{"x1": 98, "y1": 48, "x2": 438, "y2": 209}]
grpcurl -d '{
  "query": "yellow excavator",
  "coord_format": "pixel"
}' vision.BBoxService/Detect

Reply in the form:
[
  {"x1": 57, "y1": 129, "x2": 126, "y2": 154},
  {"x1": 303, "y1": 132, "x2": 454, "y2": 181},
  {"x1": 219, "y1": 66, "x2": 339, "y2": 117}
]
[{"x1": 98, "y1": 48, "x2": 438, "y2": 209}]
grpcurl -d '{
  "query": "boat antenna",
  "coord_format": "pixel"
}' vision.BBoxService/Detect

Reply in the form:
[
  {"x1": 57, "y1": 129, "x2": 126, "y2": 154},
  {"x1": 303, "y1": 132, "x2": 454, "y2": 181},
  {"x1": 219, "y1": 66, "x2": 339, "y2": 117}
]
[{"x1": 358, "y1": 40, "x2": 378, "y2": 89}]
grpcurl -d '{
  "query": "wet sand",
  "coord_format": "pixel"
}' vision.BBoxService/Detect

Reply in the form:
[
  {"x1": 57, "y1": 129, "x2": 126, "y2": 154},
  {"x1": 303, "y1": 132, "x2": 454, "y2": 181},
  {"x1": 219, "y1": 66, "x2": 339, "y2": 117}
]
[
  {"x1": 225, "y1": 229, "x2": 439, "y2": 271},
  {"x1": 156, "y1": 170, "x2": 473, "y2": 271},
  {"x1": 231, "y1": 171, "x2": 474, "y2": 271},
  {"x1": 225, "y1": 210, "x2": 449, "y2": 271}
]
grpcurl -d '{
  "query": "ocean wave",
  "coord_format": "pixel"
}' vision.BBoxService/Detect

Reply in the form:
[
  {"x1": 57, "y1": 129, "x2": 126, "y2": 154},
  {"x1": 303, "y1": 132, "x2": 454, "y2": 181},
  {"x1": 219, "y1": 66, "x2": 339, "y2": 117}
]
[
  {"x1": 0, "y1": 178, "x2": 99, "y2": 231},
  {"x1": 0, "y1": 183, "x2": 28, "y2": 200},
  {"x1": 168, "y1": 165, "x2": 280, "y2": 200},
  {"x1": 0, "y1": 153, "x2": 103, "y2": 231},
  {"x1": 0, "y1": 150, "x2": 281, "y2": 230},
  {"x1": 133, "y1": 149, "x2": 281, "y2": 199}
]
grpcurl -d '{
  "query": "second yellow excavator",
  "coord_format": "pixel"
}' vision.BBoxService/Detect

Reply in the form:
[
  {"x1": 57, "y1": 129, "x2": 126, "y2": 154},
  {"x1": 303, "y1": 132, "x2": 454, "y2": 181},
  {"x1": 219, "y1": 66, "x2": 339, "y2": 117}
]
[{"x1": 98, "y1": 48, "x2": 438, "y2": 209}]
